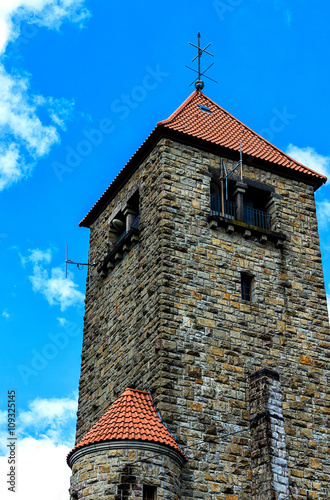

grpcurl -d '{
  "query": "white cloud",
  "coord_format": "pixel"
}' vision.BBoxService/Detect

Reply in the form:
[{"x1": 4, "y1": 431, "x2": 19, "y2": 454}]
[
  {"x1": 0, "y1": 1, "x2": 90, "y2": 190},
  {"x1": 21, "y1": 248, "x2": 85, "y2": 310},
  {"x1": 30, "y1": 266, "x2": 85, "y2": 310},
  {"x1": 20, "y1": 247, "x2": 52, "y2": 266},
  {"x1": 57, "y1": 317, "x2": 68, "y2": 327},
  {"x1": 0, "y1": 395, "x2": 77, "y2": 499},
  {"x1": 316, "y1": 199, "x2": 330, "y2": 229},
  {"x1": 2, "y1": 310, "x2": 10, "y2": 319},
  {"x1": 19, "y1": 396, "x2": 77, "y2": 438},
  {"x1": 0, "y1": 411, "x2": 6, "y2": 427},
  {"x1": 0, "y1": 438, "x2": 71, "y2": 500},
  {"x1": 0, "y1": 1, "x2": 90, "y2": 55},
  {"x1": 286, "y1": 144, "x2": 330, "y2": 180},
  {"x1": 285, "y1": 10, "x2": 292, "y2": 26}
]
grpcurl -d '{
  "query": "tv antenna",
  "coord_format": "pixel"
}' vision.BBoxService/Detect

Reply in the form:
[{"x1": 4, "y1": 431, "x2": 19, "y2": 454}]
[
  {"x1": 65, "y1": 245, "x2": 91, "y2": 279},
  {"x1": 219, "y1": 128, "x2": 245, "y2": 215},
  {"x1": 186, "y1": 32, "x2": 217, "y2": 90}
]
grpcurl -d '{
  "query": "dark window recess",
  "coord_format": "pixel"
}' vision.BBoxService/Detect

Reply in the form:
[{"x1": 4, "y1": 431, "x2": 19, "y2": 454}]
[
  {"x1": 143, "y1": 485, "x2": 157, "y2": 500},
  {"x1": 241, "y1": 273, "x2": 253, "y2": 301},
  {"x1": 109, "y1": 191, "x2": 139, "y2": 250},
  {"x1": 113, "y1": 214, "x2": 139, "y2": 250},
  {"x1": 210, "y1": 181, "x2": 271, "y2": 230},
  {"x1": 243, "y1": 189, "x2": 270, "y2": 230},
  {"x1": 98, "y1": 192, "x2": 140, "y2": 276}
]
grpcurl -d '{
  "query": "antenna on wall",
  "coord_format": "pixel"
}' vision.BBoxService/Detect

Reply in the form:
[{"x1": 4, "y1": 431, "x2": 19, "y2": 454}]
[
  {"x1": 65, "y1": 244, "x2": 91, "y2": 279},
  {"x1": 219, "y1": 127, "x2": 245, "y2": 202}
]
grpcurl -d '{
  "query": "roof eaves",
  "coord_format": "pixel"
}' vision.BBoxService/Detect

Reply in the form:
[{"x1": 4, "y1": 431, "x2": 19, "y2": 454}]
[{"x1": 79, "y1": 126, "x2": 163, "y2": 228}]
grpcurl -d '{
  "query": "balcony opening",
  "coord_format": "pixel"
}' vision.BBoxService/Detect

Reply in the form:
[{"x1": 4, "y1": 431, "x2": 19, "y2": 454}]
[
  {"x1": 243, "y1": 187, "x2": 270, "y2": 230},
  {"x1": 210, "y1": 179, "x2": 236, "y2": 219},
  {"x1": 109, "y1": 191, "x2": 140, "y2": 251},
  {"x1": 210, "y1": 180, "x2": 271, "y2": 230}
]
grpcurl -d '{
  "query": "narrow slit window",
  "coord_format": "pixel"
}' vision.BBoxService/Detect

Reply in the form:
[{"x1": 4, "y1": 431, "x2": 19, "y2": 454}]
[
  {"x1": 143, "y1": 485, "x2": 157, "y2": 500},
  {"x1": 241, "y1": 273, "x2": 253, "y2": 301}
]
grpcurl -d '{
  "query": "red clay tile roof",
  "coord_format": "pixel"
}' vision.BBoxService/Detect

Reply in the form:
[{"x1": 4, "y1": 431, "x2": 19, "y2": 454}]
[
  {"x1": 158, "y1": 91, "x2": 327, "y2": 181},
  {"x1": 67, "y1": 388, "x2": 187, "y2": 463},
  {"x1": 80, "y1": 91, "x2": 326, "y2": 227}
]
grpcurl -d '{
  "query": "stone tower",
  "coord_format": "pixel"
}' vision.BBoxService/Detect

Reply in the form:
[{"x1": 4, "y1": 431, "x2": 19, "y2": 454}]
[{"x1": 67, "y1": 90, "x2": 330, "y2": 500}]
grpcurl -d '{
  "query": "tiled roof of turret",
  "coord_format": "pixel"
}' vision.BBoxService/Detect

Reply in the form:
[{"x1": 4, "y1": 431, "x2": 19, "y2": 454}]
[
  {"x1": 80, "y1": 91, "x2": 326, "y2": 227},
  {"x1": 67, "y1": 388, "x2": 187, "y2": 463}
]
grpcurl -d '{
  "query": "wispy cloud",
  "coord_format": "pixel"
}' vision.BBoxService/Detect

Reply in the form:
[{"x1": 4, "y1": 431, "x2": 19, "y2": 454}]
[
  {"x1": 0, "y1": 1, "x2": 90, "y2": 191},
  {"x1": 18, "y1": 396, "x2": 78, "y2": 444},
  {"x1": 0, "y1": 411, "x2": 6, "y2": 427},
  {"x1": 316, "y1": 199, "x2": 330, "y2": 229},
  {"x1": 1, "y1": 1, "x2": 90, "y2": 56},
  {"x1": 0, "y1": 395, "x2": 77, "y2": 499},
  {"x1": 286, "y1": 144, "x2": 330, "y2": 180},
  {"x1": 21, "y1": 247, "x2": 52, "y2": 267},
  {"x1": 2, "y1": 310, "x2": 10, "y2": 319},
  {"x1": 21, "y1": 248, "x2": 85, "y2": 311},
  {"x1": 57, "y1": 317, "x2": 69, "y2": 327}
]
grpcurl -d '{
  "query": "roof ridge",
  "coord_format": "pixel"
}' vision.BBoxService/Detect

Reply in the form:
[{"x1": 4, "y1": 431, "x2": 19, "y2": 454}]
[
  {"x1": 123, "y1": 387, "x2": 149, "y2": 394},
  {"x1": 157, "y1": 90, "x2": 198, "y2": 126},
  {"x1": 199, "y1": 93, "x2": 323, "y2": 178}
]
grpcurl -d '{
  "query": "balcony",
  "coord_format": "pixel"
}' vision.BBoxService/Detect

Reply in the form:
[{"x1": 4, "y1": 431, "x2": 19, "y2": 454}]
[
  {"x1": 243, "y1": 206, "x2": 270, "y2": 231},
  {"x1": 211, "y1": 197, "x2": 236, "y2": 220},
  {"x1": 113, "y1": 215, "x2": 140, "y2": 250},
  {"x1": 211, "y1": 195, "x2": 270, "y2": 230},
  {"x1": 98, "y1": 215, "x2": 140, "y2": 276},
  {"x1": 209, "y1": 195, "x2": 285, "y2": 247}
]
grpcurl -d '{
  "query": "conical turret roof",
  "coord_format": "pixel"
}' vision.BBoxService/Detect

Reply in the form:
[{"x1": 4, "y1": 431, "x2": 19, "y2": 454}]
[{"x1": 67, "y1": 388, "x2": 187, "y2": 463}]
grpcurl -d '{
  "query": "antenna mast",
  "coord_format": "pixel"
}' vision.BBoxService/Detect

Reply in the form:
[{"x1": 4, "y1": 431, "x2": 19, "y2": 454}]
[
  {"x1": 186, "y1": 32, "x2": 217, "y2": 90},
  {"x1": 220, "y1": 128, "x2": 245, "y2": 201},
  {"x1": 65, "y1": 244, "x2": 91, "y2": 279}
]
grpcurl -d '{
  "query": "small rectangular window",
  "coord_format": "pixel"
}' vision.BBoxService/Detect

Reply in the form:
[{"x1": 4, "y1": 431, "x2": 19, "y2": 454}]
[
  {"x1": 143, "y1": 485, "x2": 156, "y2": 500},
  {"x1": 241, "y1": 273, "x2": 253, "y2": 301}
]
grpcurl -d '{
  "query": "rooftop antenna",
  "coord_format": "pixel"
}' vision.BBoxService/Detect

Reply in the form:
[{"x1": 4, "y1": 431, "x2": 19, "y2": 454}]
[
  {"x1": 186, "y1": 32, "x2": 217, "y2": 91},
  {"x1": 65, "y1": 244, "x2": 91, "y2": 279},
  {"x1": 220, "y1": 127, "x2": 245, "y2": 201}
]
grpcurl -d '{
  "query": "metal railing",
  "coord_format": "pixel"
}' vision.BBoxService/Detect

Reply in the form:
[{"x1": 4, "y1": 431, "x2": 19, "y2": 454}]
[
  {"x1": 243, "y1": 206, "x2": 270, "y2": 230},
  {"x1": 211, "y1": 195, "x2": 236, "y2": 219},
  {"x1": 113, "y1": 230, "x2": 127, "y2": 250},
  {"x1": 113, "y1": 215, "x2": 140, "y2": 250},
  {"x1": 131, "y1": 215, "x2": 140, "y2": 229},
  {"x1": 211, "y1": 195, "x2": 270, "y2": 230}
]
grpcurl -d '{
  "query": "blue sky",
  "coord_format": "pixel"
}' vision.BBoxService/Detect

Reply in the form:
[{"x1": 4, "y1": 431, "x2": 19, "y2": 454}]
[{"x1": 0, "y1": 1, "x2": 330, "y2": 498}]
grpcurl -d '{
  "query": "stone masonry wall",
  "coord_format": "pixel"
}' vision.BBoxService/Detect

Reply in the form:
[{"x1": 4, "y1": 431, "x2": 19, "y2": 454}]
[
  {"x1": 70, "y1": 448, "x2": 182, "y2": 499},
  {"x1": 76, "y1": 140, "x2": 167, "y2": 440},
  {"x1": 249, "y1": 368, "x2": 289, "y2": 499},
  {"x1": 75, "y1": 137, "x2": 330, "y2": 499}
]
